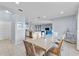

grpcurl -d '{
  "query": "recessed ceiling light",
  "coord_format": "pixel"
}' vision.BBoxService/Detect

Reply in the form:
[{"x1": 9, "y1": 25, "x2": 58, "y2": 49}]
[
  {"x1": 43, "y1": 16, "x2": 46, "y2": 18},
  {"x1": 60, "y1": 11, "x2": 64, "y2": 14},
  {"x1": 15, "y1": 2, "x2": 20, "y2": 5},
  {"x1": 5, "y1": 10, "x2": 10, "y2": 14}
]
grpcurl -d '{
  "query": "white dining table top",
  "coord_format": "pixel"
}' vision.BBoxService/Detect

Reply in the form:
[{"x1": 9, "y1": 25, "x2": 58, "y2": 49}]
[{"x1": 25, "y1": 36, "x2": 58, "y2": 51}]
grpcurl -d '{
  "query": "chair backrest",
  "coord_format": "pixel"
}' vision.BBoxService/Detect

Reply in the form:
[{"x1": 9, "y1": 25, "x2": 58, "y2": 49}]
[
  {"x1": 50, "y1": 39, "x2": 63, "y2": 56},
  {"x1": 57, "y1": 33, "x2": 65, "y2": 49},
  {"x1": 58, "y1": 39, "x2": 63, "y2": 49},
  {"x1": 62, "y1": 33, "x2": 65, "y2": 39},
  {"x1": 23, "y1": 40, "x2": 36, "y2": 56},
  {"x1": 53, "y1": 32, "x2": 58, "y2": 38}
]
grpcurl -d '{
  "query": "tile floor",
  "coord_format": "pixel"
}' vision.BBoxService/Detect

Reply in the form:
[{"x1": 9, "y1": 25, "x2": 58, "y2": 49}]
[
  {"x1": 0, "y1": 39, "x2": 15, "y2": 56},
  {"x1": 0, "y1": 39, "x2": 79, "y2": 56}
]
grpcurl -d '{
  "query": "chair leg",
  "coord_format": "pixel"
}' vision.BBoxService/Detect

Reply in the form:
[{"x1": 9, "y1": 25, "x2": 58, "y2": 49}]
[{"x1": 26, "y1": 51, "x2": 29, "y2": 56}]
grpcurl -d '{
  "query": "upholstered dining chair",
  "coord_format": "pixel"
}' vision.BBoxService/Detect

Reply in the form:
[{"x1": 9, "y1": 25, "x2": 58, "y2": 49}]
[
  {"x1": 23, "y1": 40, "x2": 35, "y2": 56},
  {"x1": 23, "y1": 40, "x2": 45, "y2": 56},
  {"x1": 55, "y1": 33, "x2": 65, "y2": 47},
  {"x1": 46, "y1": 39, "x2": 64, "y2": 56}
]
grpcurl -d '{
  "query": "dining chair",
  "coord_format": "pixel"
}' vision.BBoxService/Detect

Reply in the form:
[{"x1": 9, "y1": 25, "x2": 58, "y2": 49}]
[
  {"x1": 46, "y1": 39, "x2": 64, "y2": 56},
  {"x1": 55, "y1": 33, "x2": 65, "y2": 46},
  {"x1": 23, "y1": 40, "x2": 45, "y2": 56},
  {"x1": 23, "y1": 40, "x2": 35, "y2": 56},
  {"x1": 34, "y1": 45, "x2": 46, "y2": 56}
]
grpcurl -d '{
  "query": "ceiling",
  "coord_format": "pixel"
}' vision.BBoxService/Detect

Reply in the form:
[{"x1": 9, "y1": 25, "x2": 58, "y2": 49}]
[{"x1": 0, "y1": 2, "x2": 79, "y2": 20}]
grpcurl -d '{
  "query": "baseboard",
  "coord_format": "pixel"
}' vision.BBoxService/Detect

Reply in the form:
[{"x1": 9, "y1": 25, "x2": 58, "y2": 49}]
[
  {"x1": 0, "y1": 39, "x2": 9, "y2": 40},
  {"x1": 64, "y1": 40, "x2": 76, "y2": 44}
]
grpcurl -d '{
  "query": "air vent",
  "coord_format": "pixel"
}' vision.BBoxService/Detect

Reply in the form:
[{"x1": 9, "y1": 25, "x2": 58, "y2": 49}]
[{"x1": 18, "y1": 9, "x2": 23, "y2": 12}]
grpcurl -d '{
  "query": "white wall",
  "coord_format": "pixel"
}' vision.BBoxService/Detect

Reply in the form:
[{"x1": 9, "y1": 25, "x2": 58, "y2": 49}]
[
  {"x1": 52, "y1": 15, "x2": 77, "y2": 41},
  {"x1": 77, "y1": 8, "x2": 79, "y2": 50},
  {"x1": 53, "y1": 15, "x2": 77, "y2": 34},
  {"x1": 0, "y1": 21, "x2": 11, "y2": 40},
  {"x1": 0, "y1": 11, "x2": 11, "y2": 40},
  {"x1": 0, "y1": 11, "x2": 25, "y2": 45},
  {"x1": 13, "y1": 14, "x2": 25, "y2": 45}
]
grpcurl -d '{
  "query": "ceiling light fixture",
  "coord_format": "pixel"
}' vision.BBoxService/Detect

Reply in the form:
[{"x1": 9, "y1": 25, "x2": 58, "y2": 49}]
[
  {"x1": 15, "y1": 2, "x2": 20, "y2": 5},
  {"x1": 5, "y1": 10, "x2": 10, "y2": 14},
  {"x1": 60, "y1": 11, "x2": 64, "y2": 14},
  {"x1": 43, "y1": 16, "x2": 46, "y2": 18}
]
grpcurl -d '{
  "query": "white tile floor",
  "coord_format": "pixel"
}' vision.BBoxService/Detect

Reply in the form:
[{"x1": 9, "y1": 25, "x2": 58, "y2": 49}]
[
  {"x1": 0, "y1": 39, "x2": 79, "y2": 56},
  {"x1": 0, "y1": 39, "x2": 15, "y2": 56},
  {"x1": 0, "y1": 39, "x2": 26, "y2": 56},
  {"x1": 61, "y1": 41, "x2": 79, "y2": 56}
]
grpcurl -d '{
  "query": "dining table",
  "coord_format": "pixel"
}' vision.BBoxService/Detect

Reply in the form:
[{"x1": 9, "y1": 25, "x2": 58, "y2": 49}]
[{"x1": 25, "y1": 35, "x2": 59, "y2": 52}]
